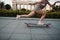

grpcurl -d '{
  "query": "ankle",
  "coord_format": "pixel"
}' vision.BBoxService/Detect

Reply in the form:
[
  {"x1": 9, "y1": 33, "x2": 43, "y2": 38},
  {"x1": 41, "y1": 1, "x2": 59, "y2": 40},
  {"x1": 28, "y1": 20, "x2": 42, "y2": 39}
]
[
  {"x1": 17, "y1": 15, "x2": 21, "y2": 18},
  {"x1": 38, "y1": 22, "x2": 43, "y2": 25}
]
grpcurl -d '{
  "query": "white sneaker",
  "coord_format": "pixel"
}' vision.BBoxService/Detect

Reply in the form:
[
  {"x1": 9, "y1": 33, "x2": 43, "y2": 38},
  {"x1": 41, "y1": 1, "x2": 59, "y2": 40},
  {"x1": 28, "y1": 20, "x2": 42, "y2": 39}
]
[
  {"x1": 16, "y1": 15, "x2": 21, "y2": 20},
  {"x1": 38, "y1": 21, "x2": 44, "y2": 25}
]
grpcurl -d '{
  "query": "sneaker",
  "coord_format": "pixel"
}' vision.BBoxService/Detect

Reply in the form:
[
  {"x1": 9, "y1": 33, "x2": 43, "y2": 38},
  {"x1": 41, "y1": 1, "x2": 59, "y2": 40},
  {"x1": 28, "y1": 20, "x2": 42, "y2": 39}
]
[
  {"x1": 16, "y1": 15, "x2": 21, "y2": 20},
  {"x1": 38, "y1": 21, "x2": 44, "y2": 25}
]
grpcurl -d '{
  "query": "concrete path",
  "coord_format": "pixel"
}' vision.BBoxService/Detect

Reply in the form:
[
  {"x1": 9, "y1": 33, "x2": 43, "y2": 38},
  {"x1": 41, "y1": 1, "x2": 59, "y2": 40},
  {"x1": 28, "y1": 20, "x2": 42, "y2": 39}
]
[{"x1": 0, "y1": 17, "x2": 60, "y2": 40}]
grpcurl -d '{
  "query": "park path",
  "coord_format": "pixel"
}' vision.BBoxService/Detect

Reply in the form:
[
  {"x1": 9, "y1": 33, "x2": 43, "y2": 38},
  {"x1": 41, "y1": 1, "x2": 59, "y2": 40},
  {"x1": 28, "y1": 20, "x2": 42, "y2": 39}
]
[{"x1": 0, "y1": 17, "x2": 60, "y2": 40}]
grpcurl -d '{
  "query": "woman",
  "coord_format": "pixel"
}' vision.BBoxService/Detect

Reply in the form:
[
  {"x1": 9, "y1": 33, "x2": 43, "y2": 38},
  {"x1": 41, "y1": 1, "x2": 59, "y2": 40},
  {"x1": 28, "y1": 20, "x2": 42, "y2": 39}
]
[{"x1": 16, "y1": 0, "x2": 58, "y2": 25}]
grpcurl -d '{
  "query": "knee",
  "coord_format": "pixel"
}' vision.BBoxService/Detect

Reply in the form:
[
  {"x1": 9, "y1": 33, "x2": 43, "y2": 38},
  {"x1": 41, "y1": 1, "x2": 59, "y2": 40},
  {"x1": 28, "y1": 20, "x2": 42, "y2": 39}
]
[
  {"x1": 26, "y1": 15, "x2": 31, "y2": 18},
  {"x1": 42, "y1": 12, "x2": 46, "y2": 16},
  {"x1": 44, "y1": 13, "x2": 46, "y2": 16}
]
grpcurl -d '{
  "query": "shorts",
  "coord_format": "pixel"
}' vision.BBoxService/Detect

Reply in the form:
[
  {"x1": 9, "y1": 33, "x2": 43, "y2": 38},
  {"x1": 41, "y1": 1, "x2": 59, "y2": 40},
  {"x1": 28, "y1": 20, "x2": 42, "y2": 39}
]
[
  {"x1": 33, "y1": 6, "x2": 42, "y2": 11},
  {"x1": 33, "y1": 5, "x2": 46, "y2": 13}
]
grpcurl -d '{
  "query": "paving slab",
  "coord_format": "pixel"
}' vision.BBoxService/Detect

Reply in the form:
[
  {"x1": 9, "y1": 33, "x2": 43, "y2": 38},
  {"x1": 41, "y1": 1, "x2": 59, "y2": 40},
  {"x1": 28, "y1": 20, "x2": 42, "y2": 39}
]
[{"x1": 0, "y1": 17, "x2": 60, "y2": 40}]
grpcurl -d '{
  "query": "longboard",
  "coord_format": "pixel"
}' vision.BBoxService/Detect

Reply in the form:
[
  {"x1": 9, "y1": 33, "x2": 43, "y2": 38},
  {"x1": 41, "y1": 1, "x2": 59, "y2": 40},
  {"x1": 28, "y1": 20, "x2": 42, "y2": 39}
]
[{"x1": 25, "y1": 23, "x2": 51, "y2": 28}]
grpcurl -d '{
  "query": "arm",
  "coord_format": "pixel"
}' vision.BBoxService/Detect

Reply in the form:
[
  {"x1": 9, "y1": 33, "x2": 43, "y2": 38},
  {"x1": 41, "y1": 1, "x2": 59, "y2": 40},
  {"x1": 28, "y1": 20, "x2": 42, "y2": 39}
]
[
  {"x1": 29, "y1": 2, "x2": 41, "y2": 5},
  {"x1": 52, "y1": 2, "x2": 56, "y2": 6},
  {"x1": 47, "y1": 1, "x2": 59, "y2": 7}
]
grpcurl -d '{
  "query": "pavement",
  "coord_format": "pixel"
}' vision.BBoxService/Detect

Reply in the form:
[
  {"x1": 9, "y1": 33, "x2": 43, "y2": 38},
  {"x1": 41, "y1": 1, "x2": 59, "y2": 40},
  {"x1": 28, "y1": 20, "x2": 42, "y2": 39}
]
[{"x1": 0, "y1": 17, "x2": 60, "y2": 40}]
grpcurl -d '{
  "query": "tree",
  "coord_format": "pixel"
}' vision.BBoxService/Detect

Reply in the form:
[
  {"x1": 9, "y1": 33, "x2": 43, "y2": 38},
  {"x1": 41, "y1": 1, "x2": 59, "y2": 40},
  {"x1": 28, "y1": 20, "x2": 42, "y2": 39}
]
[
  {"x1": 53, "y1": 6, "x2": 60, "y2": 11},
  {"x1": 0, "y1": 2, "x2": 4, "y2": 9},
  {"x1": 50, "y1": 6, "x2": 60, "y2": 12},
  {"x1": 5, "y1": 4, "x2": 11, "y2": 10}
]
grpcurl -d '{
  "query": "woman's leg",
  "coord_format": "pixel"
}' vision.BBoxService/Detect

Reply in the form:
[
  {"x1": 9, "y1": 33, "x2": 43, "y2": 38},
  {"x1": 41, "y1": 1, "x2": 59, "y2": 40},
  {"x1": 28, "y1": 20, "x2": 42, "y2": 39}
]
[
  {"x1": 36, "y1": 10, "x2": 46, "y2": 25},
  {"x1": 38, "y1": 13, "x2": 46, "y2": 25},
  {"x1": 16, "y1": 11, "x2": 35, "y2": 20}
]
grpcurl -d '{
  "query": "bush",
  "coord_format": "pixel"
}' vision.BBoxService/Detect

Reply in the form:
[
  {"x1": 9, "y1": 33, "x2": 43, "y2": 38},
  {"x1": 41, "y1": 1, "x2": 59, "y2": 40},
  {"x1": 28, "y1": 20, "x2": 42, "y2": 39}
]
[
  {"x1": 0, "y1": 10, "x2": 17, "y2": 17},
  {"x1": 0, "y1": 10, "x2": 60, "y2": 18},
  {"x1": 46, "y1": 11, "x2": 60, "y2": 18},
  {"x1": 0, "y1": 10, "x2": 31, "y2": 17}
]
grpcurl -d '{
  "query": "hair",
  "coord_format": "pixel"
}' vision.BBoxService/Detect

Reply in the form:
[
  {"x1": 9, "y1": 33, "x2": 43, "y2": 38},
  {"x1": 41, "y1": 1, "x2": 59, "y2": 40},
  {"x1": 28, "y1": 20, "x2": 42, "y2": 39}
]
[{"x1": 45, "y1": 0, "x2": 49, "y2": 1}]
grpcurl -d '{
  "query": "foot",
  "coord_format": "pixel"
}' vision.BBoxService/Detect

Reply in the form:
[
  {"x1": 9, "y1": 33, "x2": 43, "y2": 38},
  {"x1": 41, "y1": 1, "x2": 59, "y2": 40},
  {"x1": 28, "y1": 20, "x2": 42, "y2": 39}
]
[
  {"x1": 38, "y1": 21, "x2": 44, "y2": 26},
  {"x1": 16, "y1": 15, "x2": 21, "y2": 20}
]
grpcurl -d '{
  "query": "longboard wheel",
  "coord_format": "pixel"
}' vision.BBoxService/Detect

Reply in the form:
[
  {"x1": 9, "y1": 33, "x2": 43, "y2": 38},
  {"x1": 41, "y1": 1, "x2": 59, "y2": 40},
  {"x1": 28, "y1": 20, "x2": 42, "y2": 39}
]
[
  {"x1": 46, "y1": 24, "x2": 50, "y2": 28},
  {"x1": 26, "y1": 24, "x2": 29, "y2": 28}
]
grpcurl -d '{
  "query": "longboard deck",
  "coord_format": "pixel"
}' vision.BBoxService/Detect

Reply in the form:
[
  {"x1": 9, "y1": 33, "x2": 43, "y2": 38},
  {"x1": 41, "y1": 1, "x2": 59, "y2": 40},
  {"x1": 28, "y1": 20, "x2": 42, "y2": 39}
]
[{"x1": 25, "y1": 23, "x2": 51, "y2": 28}]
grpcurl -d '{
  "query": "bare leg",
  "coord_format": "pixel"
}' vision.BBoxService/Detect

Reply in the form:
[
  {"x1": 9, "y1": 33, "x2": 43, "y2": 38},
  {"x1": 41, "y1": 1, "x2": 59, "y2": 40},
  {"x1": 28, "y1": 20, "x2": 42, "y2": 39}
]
[
  {"x1": 16, "y1": 11, "x2": 35, "y2": 20},
  {"x1": 36, "y1": 10, "x2": 46, "y2": 25},
  {"x1": 38, "y1": 13, "x2": 46, "y2": 25}
]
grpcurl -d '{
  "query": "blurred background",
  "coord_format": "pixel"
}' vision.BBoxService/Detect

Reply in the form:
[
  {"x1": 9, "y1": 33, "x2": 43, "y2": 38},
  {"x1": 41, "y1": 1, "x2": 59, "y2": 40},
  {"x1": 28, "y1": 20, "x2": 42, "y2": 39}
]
[{"x1": 0, "y1": 0, "x2": 60, "y2": 18}]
